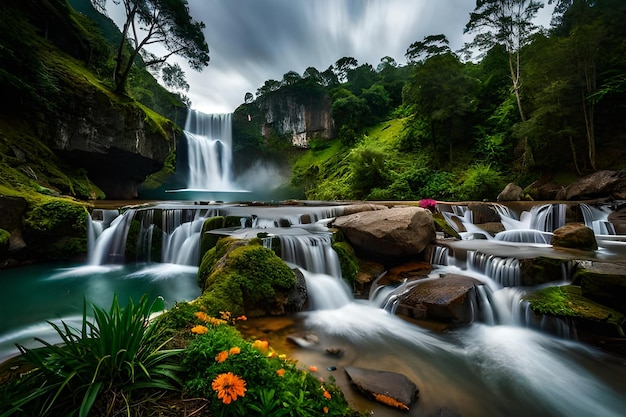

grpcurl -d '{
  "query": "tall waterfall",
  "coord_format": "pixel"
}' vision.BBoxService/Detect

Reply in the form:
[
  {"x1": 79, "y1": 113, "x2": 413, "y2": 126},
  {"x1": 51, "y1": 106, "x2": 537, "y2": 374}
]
[{"x1": 184, "y1": 111, "x2": 235, "y2": 191}]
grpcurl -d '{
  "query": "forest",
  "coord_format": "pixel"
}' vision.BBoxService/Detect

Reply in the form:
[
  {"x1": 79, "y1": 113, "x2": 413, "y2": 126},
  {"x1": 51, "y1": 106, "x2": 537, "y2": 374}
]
[{"x1": 233, "y1": 0, "x2": 626, "y2": 202}]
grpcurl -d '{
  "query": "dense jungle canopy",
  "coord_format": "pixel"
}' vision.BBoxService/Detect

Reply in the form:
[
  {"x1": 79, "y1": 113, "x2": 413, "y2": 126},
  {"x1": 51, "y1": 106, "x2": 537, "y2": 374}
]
[{"x1": 1, "y1": 0, "x2": 626, "y2": 202}]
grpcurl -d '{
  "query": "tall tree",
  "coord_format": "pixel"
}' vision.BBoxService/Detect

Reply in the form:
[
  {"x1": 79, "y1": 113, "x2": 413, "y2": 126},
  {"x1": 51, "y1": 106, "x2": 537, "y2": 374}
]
[
  {"x1": 464, "y1": 0, "x2": 543, "y2": 122},
  {"x1": 464, "y1": 0, "x2": 543, "y2": 169},
  {"x1": 91, "y1": 0, "x2": 209, "y2": 94}
]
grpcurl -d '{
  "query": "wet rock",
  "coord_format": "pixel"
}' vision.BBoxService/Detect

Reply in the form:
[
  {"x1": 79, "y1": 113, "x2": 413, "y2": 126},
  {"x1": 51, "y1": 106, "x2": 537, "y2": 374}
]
[
  {"x1": 550, "y1": 223, "x2": 598, "y2": 251},
  {"x1": 331, "y1": 206, "x2": 436, "y2": 261},
  {"x1": 286, "y1": 331, "x2": 319, "y2": 348},
  {"x1": 497, "y1": 183, "x2": 523, "y2": 201},
  {"x1": 557, "y1": 169, "x2": 626, "y2": 200},
  {"x1": 575, "y1": 262, "x2": 626, "y2": 314},
  {"x1": 345, "y1": 366, "x2": 418, "y2": 411},
  {"x1": 380, "y1": 262, "x2": 431, "y2": 285},
  {"x1": 354, "y1": 259, "x2": 385, "y2": 298},
  {"x1": 519, "y1": 257, "x2": 574, "y2": 286},
  {"x1": 341, "y1": 203, "x2": 389, "y2": 216},
  {"x1": 394, "y1": 274, "x2": 484, "y2": 324}
]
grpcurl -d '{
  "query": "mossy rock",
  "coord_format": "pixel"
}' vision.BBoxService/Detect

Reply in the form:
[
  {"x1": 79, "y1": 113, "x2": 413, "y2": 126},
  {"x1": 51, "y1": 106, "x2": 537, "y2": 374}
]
[
  {"x1": 524, "y1": 285, "x2": 625, "y2": 337},
  {"x1": 0, "y1": 228, "x2": 10, "y2": 259},
  {"x1": 22, "y1": 198, "x2": 89, "y2": 259},
  {"x1": 332, "y1": 241, "x2": 359, "y2": 288},
  {"x1": 197, "y1": 238, "x2": 297, "y2": 317},
  {"x1": 200, "y1": 216, "x2": 226, "y2": 257}
]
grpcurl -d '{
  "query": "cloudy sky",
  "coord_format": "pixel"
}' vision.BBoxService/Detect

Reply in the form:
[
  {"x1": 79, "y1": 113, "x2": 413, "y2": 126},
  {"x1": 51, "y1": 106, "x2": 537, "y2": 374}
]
[{"x1": 111, "y1": 0, "x2": 556, "y2": 114}]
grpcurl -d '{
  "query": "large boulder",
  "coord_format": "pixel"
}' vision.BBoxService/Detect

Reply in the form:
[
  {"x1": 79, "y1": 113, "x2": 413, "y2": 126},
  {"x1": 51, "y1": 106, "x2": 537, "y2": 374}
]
[
  {"x1": 557, "y1": 170, "x2": 626, "y2": 200},
  {"x1": 574, "y1": 261, "x2": 626, "y2": 314},
  {"x1": 497, "y1": 183, "x2": 523, "y2": 201},
  {"x1": 345, "y1": 366, "x2": 419, "y2": 411},
  {"x1": 550, "y1": 223, "x2": 598, "y2": 251},
  {"x1": 394, "y1": 274, "x2": 484, "y2": 324},
  {"x1": 331, "y1": 206, "x2": 435, "y2": 261}
]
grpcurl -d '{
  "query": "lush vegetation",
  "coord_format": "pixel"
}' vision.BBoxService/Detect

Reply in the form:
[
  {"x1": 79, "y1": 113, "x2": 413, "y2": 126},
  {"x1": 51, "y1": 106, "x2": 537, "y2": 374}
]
[
  {"x1": 0, "y1": 296, "x2": 364, "y2": 417},
  {"x1": 234, "y1": 0, "x2": 626, "y2": 201}
]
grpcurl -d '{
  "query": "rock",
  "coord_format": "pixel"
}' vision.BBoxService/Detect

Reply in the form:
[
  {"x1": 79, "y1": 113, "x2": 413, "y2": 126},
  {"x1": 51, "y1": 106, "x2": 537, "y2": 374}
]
[
  {"x1": 519, "y1": 257, "x2": 573, "y2": 286},
  {"x1": 380, "y1": 262, "x2": 431, "y2": 285},
  {"x1": 497, "y1": 183, "x2": 524, "y2": 201},
  {"x1": 550, "y1": 223, "x2": 598, "y2": 251},
  {"x1": 0, "y1": 195, "x2": 27, "y2": 254},
  {"x1": 468, "y1": 203, "x2": 501, "y2": 223},
  {"x1": 575, "y1": 262, "x2": 626, "y2": 314},
  {"x1": 345, "y1": 366, "x2": 418, "y2": 411},
  {"x1": 331, "y1": 207, "x2": 436, "y2": 261},
  {"x1": 286, "y1": 331, "x2": 319, "y2": 348},
  {"x1": 394, "y1": 274, "x2": 484, "y2": 324},
  {"x1": 354, "y1": 259, "x2": 385, "y2": 298},
  {"x1": 557, "y1": 170, "x2": 626, "y2": 200},
  {"x1": 341, "y1": 203, "x2": 389, "y2": 216},
  {"x1": 607, "y1": 206, "x2": 626, "y2": 234}
]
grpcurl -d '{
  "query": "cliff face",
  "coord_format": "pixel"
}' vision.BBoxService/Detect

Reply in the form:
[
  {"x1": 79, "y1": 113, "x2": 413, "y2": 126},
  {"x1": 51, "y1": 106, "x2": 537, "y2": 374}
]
[
  {"x1": 259, "y1": 94, "x2": 334, "y2": 148},
  {"x1": 48, "y1": 87, "x2": 176, "y2": 199}
]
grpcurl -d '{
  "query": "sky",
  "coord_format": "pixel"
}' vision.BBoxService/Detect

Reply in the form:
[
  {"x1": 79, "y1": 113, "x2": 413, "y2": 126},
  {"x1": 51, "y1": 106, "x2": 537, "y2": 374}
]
[{"x1": 109, "y1": 0, "x2": 556, "y2": 114}]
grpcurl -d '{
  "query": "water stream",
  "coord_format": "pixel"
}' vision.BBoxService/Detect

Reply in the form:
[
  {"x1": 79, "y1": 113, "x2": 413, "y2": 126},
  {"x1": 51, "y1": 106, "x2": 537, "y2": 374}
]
[{"x1": 2, "y1": 201, "x2": 626, "y2": 415}]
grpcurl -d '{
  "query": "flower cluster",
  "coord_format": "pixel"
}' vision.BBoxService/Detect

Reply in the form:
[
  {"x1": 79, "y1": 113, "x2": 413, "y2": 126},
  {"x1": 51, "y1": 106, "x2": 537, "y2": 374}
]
[{"x1": 419, "y1": 198, "x2": 438, "y2": 212}]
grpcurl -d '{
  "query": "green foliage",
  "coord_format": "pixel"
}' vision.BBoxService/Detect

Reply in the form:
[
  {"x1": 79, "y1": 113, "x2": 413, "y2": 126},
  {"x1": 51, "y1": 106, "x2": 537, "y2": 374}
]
[
  {"x1": 183, "y1": 317, "x2": 351, "y2": 417},
  {"x1": 1, "y1": 294, "x2": 183, "y2": 417},
  {"x1": 455, "y1": 164, "x2": 506, "y2": 201},
  {"x1": 350, "y1": 145, "x2": 390, "y2": 198}
]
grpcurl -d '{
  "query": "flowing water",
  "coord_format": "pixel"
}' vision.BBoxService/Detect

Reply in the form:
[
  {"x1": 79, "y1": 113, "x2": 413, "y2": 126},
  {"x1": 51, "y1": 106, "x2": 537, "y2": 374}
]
[{"x1": 2, "y1": 201, "x2": 626, "y2": 416}]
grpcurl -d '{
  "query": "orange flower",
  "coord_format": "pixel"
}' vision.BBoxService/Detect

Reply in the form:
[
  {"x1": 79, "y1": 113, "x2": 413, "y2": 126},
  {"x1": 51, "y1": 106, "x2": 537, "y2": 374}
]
[
  {"x1": 191, "y1": 325, "x2": 208, "y2": 335},
  {"x1": 308, "y1": 365, "x2": 318, "y2": 372},
  {"x1": 229, "y1": 346, "x2": 241, "y2": 355},
  {"x1": 206, "y1": 317, "x2": 227, "y2": 326},
  {"x1": 372, "y1": 393, "x2": 409, "y2": 411},
  {"x1": 276, "y1": 368, "x2": 285, "y2": 377},
  {"x1": 212, "y1": 372, "x2": 246, "y2": 404},
  {"x1": 215, "y1": 350, "x2": 229, "y2": 363},
  {"x1": 323, "y1": 388, "x2": 332, "y2": 400},
  {"x1": 194, "y1": 311, "x2": 210, "y2": 322},
  {"x1": 251, "y1": 339, "x2": 269, "y2": 353},
  {"x1": 323, "y1": 406, "x2": 329, "y2": 414},
  {"x1": 236, "y1": 315, "x2": 247, "y2": 321}
]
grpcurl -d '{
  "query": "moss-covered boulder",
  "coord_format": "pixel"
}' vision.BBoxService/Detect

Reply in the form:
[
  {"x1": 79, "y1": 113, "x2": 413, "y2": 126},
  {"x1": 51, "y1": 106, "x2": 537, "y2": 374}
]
[
  {"x1": 197, "y1": 237, "x2": 303, "y2": 318},
  {"x1": 22, "y1": 198, "x2": 88, "y2": 260},
  {"x1": 200, "y1": 216, "x2": 226, "y2": 257},
  {"x1": 523, "y1": 285, "x2": 625, "y2": 337},
  {"x1": 332, "y1": 241, "x2": 359, "y2": 288}
]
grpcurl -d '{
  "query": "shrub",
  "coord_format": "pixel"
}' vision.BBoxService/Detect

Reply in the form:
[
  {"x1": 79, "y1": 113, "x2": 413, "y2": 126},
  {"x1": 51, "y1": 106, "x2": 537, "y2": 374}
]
[
  {"x1": 1, "y1": 295, "x2": 183, "y2": 417},
  {"x1": 455, "y1": 163, "x2": 506, "y2": 201},
  {"x1": 183, "y1": 312, "x2": 352, "y2": 417}
]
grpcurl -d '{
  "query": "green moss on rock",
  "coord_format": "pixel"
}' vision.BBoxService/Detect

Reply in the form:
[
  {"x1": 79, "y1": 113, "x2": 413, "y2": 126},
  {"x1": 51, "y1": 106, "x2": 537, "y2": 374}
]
[
  {"x1": 332, "y1": 241, "x2": 359, "y2": 287},
  {"x1": 197, "y1": 238, "x2": 296, "y2": 317},
  {"x1": 524, "y1": 285, "x2": 625, "y2": 335},
  {"x1": 200, "y1": 216, "x2": 226, "y2": 257}
]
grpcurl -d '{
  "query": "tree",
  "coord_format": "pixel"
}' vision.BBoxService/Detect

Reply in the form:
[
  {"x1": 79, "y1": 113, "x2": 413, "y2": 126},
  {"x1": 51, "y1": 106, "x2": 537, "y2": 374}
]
[
  {"x1": 405, "y1": 34, "x2": 451, "y2": 65},
  {"x1": 282, "y1": 70, "x2": 302, "y2": 86},
  {"x1": 244, "y1": 92, "x2": 254, "y2": 104},
  {"x1": 464, "y1": 0, "x2": 543, "y2": 170},
  {"x1": 464, "y1": 0, "x2": 543, "y2": 122},
  {"x1": 334, "y1": 57, "x2": 358, "y2": 83},
  {"x1": 91, "y1": 0, "x2": 209, "y2": 94}
]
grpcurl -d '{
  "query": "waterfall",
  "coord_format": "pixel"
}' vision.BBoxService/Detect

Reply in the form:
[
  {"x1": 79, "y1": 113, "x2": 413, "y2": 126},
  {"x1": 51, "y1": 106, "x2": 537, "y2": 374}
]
[
  {"x1": 278, "y1": 233, "x2": 343, "y2": 278},
  {"x1": 184, "y1": 111, "x2": 235, "y2": 191},
  {"x1": 467, "y1": 250, "x2": 521, "y2": 287},
  {"x1": 88, "y1": 209, "x2": 135, "y2": 265},
  {"x1": 580, "y1": 203, "x2": 616, "y2": 235}
]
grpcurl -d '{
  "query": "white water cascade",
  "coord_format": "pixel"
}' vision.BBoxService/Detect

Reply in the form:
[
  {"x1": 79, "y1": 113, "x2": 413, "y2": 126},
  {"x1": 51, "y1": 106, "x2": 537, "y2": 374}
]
[{"x1": 184, "y1": 111, "x2": 236, "y2": 191}]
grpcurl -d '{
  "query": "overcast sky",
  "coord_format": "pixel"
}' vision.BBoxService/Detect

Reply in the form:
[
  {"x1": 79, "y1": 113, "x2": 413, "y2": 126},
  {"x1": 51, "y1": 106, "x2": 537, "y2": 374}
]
[{"x1": 110, "y1": 0, "x2": 556, "y2": 114}]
